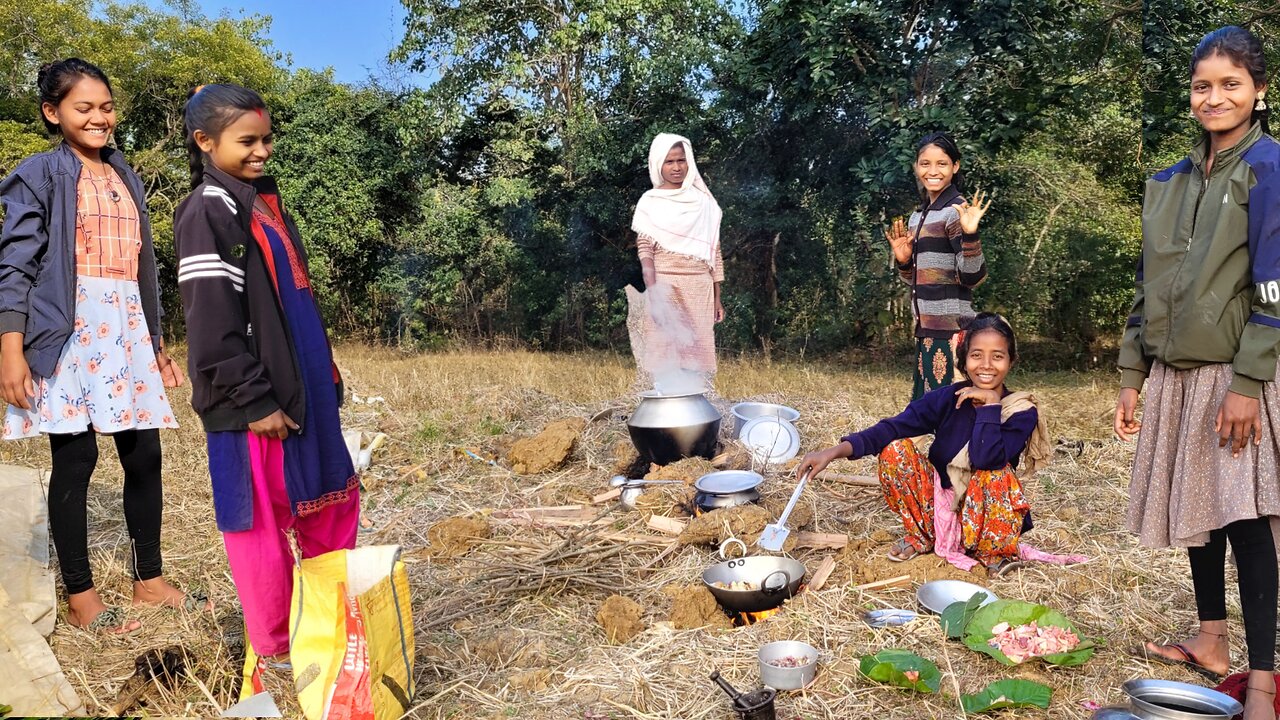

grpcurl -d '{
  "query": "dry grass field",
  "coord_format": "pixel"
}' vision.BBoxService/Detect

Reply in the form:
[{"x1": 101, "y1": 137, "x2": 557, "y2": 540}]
[{"x1": 2, "y1": 345, "x2": 1243, "y2": 719}]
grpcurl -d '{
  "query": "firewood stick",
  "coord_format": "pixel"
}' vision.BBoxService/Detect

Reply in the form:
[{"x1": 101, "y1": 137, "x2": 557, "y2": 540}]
[
  {"x1": 818, "y1": 472, "x2": 879, "y2": 487},
  {"x1": 853, "y1": 574, "x2": 911, "y2": 591},
  {"x1": 592, "y1": 488, "x2": 622, "y2": 504},
  {"x1": 806, "y1": 556, "x2": 838, "y2": 593}
]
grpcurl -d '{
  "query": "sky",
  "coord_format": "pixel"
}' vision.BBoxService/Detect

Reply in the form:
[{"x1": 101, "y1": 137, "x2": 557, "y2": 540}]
[{"x1": 147, "y1": 0, "x2": 431, "y2": 86}]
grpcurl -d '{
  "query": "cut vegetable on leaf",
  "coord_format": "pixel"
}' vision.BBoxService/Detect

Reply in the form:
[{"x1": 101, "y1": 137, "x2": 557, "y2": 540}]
[{"x1": 858, "y1": 648, "x2": 942, "y2": 693}]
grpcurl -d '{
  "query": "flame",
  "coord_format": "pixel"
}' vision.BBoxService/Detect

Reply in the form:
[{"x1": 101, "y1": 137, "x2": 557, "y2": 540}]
[{"x1": 734, "y1": 606, "x2": 783, "y2": 626}]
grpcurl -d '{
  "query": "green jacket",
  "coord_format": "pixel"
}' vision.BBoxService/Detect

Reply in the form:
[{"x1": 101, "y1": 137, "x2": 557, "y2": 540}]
[{"x1": 1120, "y1": 123, "x2": 1280, "y2": 398}]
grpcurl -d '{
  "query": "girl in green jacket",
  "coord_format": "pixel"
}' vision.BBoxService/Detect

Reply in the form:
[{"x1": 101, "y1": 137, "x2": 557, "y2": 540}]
[{"x1": 1117, "y1": 26, "x2": 1278, "y2": 719}]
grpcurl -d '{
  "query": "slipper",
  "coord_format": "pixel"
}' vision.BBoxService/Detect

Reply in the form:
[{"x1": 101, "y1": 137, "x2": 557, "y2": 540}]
[
  {"x1": 81, "y1": 605, "x2": 142, "y2": 636},
  {"x1": 1136, "y1": 641, "x2": 1227, "y2": 682},
  {"x1": 986, "y1": 558, "x2": 1025, "y2": 577},
  {"x1": 182, "y1": 588, "x2": 213, "y2": 613},
  {"x1": 259, "y1": 655, "x2": 292, "y2": 673},
  {"x1": 886, "y1": 538, "x2": 930, "y2": 563}
]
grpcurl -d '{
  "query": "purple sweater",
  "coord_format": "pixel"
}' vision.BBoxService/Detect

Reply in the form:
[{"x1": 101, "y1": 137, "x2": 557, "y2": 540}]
[{"x1": 840, "y1": 382, "x2": 1038, "y2": 488}]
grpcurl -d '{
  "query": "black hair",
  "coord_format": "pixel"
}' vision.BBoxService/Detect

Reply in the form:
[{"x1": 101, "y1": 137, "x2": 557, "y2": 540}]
[
  {"x1": 1191, "y1": 26, "x2": 1270, "y2": 135},
  {"x1": 956, "y1": 312, "x2": 1018, "y2": 380},
  {"x1": 37, "y1": 58, "x2": 113, "y2": 134},
  {"x1": 182, "y1": 83, "x2": 267, "y2": 189},
  {"x1": 914, "y1": 131, "x2": 965, "y2": 203}
]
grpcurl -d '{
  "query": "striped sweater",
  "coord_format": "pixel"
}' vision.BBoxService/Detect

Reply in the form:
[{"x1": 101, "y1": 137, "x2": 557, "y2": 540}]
[{"x1": 898, "y1": 185, "x2": 987, "y2": 338}]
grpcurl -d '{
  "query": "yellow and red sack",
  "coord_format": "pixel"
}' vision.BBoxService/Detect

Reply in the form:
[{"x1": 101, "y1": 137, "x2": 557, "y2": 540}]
[{"x1": 241, "y1": 545, "x2": 414, "y2": 720}]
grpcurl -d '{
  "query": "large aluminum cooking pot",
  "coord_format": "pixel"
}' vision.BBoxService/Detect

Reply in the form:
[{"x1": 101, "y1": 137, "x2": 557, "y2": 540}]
[
  {"x1": 702, "y1": 556, "x2": 806, "y2": 613},
  {"x1": 627, "y1": 391, "x2": 720, "y2": 464},
  {"x1": 1091, "y1": 679, "x2": 1242, "y2": 720}
]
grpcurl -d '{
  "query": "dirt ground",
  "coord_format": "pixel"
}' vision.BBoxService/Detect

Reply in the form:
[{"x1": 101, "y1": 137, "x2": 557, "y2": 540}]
[{"x1": 6, "y1": 346, "x2": 1237, "y2": 719}]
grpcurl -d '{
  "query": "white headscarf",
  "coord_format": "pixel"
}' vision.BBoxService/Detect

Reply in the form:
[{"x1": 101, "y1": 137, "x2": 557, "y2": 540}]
[{"x1": 630, "y1": 133, "x2": 722, "y2": 265}]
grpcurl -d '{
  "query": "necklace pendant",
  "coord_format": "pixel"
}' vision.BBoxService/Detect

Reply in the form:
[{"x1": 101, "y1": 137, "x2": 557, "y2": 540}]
[{"x1": 108, "y1": 189, "x2": 121, "y2": 202}]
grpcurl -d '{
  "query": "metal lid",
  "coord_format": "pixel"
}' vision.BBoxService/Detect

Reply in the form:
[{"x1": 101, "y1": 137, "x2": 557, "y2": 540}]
[
  {"x1": 740, "y1": 416, "x2": 801, "y2": 464},
  {"x1": 695, "y1": 470, "x2": 764, "y2": 494}
]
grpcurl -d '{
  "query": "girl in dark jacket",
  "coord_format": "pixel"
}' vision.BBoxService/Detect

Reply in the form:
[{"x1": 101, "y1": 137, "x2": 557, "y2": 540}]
[
  {"x1": 0, "y1": 59, "x2": 190, "y2": 634},
  {"x1": 174, "y1": 83, "x2": 358, "y2": 676}
]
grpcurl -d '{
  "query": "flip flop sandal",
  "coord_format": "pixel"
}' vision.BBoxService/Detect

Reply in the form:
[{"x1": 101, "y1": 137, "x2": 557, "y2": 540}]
[
  {"x1": 886, "y1": 538, "x2": 929, "y2": 563},
  {"x1": 1136, "y1": 641, "x2": 1227, "y2": 682},
  {"x1": 987, "y1": 558, "x2": 1025, "y2": 577},
  {"x1": 83, "y1": 605, "x2": 142, "y2": 636},
  {"x1": 182, "y1": 588, "x2": 213, "y2": 613},
  {"x1": 258, "y1": 655, "x2": 292, "y2": 673}
]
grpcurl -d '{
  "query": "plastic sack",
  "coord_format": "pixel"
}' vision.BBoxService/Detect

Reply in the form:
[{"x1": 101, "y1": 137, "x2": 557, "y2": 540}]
[{"x1": 240, "y1": 545, "x2": 414, "y2": 719}]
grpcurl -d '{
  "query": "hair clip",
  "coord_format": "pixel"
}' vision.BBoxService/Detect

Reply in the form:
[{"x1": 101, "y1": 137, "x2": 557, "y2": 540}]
[{"x1": 192, "y1": 84, "x2": 206, "y2": 95}]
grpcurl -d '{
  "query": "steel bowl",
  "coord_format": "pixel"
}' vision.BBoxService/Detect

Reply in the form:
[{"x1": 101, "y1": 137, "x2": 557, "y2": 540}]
[
  {"x1": 628, "y1": 391, "x2": 721, "y2": 464},
  {"x1": 1122, "y1": 679, "x2": 1242, "y2": 720},
  {"x1": 703, "y1": 556, "x2": 807, "y2": 613},
  {"x1": 915, "y1": 580, "x2": 998, "y2": 615},
  {"x1": 758, "y1": 640, "x2": 818, "y2": 690},
  {"x1": 731, "y1": 402, "x2": 801, "y2": 438}
]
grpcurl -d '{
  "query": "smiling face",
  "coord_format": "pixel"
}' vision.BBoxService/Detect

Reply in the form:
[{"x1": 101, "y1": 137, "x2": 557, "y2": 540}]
[
  {"x1": 964, "y1": 329, "x2": 1012, "y2": 391},
  {"x1": 660, "y1": 143, "x2": 688, "y2": 187},
  {"x1": 194, "y1": 108, "x2": 273, "y2": 183},
  {"x1": 1191, "y1": 51, "x2": 1264, "y2": 142},
  {"x1": 915, "y1": 143, "x2": 956, "y2": 200},
  {"x1": 41, "y1": 76, "x2": 116, "y2": 159}
]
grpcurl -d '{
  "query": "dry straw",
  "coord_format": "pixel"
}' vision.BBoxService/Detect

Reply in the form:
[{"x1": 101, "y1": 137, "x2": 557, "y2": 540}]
[{"x1": 10, "y1": 346, "x2": 1226, "y2": 719}]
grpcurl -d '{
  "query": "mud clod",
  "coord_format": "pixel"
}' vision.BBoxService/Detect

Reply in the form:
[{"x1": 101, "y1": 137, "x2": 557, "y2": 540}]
[
  {"x1": 596, "y1": 595, "x2": 647, "y2": 644},
  {"x1": 663, "y1": 583, "x2": 732, "y2": 631},
  {"x1": 508, "y1": 418, "x2": 587, "y2": 474}
]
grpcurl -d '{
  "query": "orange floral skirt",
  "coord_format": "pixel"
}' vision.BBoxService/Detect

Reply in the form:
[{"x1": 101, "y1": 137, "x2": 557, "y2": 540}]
[{"x1": 877, "y1": 438, "x2": 1029, "y2": 566}]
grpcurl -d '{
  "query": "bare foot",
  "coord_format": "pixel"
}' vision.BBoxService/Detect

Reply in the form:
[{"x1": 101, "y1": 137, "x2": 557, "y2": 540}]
[
  {"x1": 1244, "y1": 669, "x2": 1276, "y2": 720},
  {"x1": 1144, "y1": 629, "x2": 1230, "y2": 678},
  {"x1": 132, "y1": 577, "x2": 212, "y2": 611},
  {"x1": 67, "y1": 588, "x2": 142, "y2": 634},
  {"x1": 887, "y1": 538, "x2": 932, "y2": 561}
]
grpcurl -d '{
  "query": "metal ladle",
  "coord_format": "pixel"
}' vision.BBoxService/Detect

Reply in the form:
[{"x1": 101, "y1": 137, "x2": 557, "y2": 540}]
[{"x1": 610, "y1": 475, "x2": 685, "y2": 509}]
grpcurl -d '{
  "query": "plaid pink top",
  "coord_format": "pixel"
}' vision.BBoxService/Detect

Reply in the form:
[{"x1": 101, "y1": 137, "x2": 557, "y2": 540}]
[{"x1": 75, "y1": 166, "x2": 141, "y2": 281}]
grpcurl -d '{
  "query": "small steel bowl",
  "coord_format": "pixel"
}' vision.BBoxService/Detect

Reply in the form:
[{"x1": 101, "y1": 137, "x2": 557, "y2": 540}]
[
  {"x1": 915, "y1": 580, "x2": 998, "y2": 615},
  {"x1": 758, "y1": 640, "x2": 818, "y2": 690},
  {"x1": 731, "y1": 402, "x2": 801, "y2": 438}
]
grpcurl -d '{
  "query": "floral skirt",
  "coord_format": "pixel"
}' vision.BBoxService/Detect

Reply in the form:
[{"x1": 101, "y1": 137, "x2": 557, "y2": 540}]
[
  {"x1": 913, "y1": 332, "x2": 963, "y2": 401},
  {"x1": 877, "y1": 438, "x2": 1029, "y2": 565},
  {"x1": 4, "y1": 276, "x2": 177, "y2": 437}
]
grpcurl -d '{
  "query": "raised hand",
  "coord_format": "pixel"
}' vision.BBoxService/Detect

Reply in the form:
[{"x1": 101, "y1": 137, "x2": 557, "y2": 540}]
[
  {"x1": 956, "y1": 188, "x2": 993, "y2": 235},
  {"x1": 884, "y1": 216, "x2": 913, "y2": 265}
]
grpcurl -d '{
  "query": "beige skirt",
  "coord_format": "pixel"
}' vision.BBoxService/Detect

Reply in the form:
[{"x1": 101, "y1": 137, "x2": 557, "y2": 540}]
[{"x1": 1127, "y1": 360, "x2": 1280, "y2": 549}]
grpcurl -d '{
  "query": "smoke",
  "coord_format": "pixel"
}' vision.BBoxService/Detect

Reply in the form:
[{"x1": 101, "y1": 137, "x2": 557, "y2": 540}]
[{"x1": 644, "y1": 282, "x2": 706, "y2": 396}]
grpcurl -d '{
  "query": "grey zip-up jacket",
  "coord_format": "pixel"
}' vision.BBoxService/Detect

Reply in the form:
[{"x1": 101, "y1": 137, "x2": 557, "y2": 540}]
[{"x1": 0, "y1": 143, "x2": 164, "y2": 377}]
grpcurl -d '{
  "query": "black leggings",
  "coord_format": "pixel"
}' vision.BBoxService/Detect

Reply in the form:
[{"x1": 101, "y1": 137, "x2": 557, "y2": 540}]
[
  {"x1": 48, "y1": 429, "x2": 164, "y2": 595},
  {"x1": 1188, "y1": 516, "x2": 1278, "y2": 671}
]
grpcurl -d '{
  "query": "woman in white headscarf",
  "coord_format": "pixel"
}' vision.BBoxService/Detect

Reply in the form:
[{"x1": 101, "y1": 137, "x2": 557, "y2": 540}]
[{"x1": 631, "y1": 134, "x2": 725, "y2": 391}]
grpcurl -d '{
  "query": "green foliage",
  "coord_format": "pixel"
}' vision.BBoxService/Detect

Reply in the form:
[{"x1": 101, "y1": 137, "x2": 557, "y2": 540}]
[
  {"x1": 858, "y1": 649, "x2": 941, "y2": 693},
  {"x1": 960, "y1": 679, "x2": 1053, "y2": 714},
  {"x1": 2, "y1": 0, "x2": 1275, "y2": 355},
  {"x1": 962, "y1": 599, "x2": 1096, "y2": 667}
]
